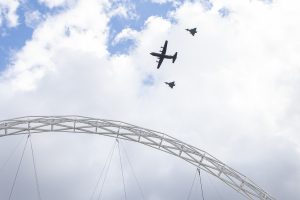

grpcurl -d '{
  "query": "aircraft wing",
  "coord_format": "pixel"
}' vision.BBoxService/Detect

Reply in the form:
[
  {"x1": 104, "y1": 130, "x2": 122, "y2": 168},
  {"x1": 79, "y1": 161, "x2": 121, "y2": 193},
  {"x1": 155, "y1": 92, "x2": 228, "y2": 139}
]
[
  {"x1": 191, "y1": 28, "x2": 197, "y2": 35},
  {"x1": 156, "y1": 56, "x2": 164, "y2": 69},
  {"x1": 161, "y1": 40, "x2": 168, "y2": 55}
]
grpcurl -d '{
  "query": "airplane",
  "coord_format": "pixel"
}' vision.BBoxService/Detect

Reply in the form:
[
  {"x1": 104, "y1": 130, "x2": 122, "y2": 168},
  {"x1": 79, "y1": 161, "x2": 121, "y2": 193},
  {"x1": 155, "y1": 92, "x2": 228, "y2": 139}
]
[
  {"x1": 186, "y1": 28, "x2": 197, "y2": 36},
  {"x1": 150, "y1": 40, "x2": 178, "y2": 69},
  {"x1": 165, "y1": 81, "x2": 175, "y2": 89}
]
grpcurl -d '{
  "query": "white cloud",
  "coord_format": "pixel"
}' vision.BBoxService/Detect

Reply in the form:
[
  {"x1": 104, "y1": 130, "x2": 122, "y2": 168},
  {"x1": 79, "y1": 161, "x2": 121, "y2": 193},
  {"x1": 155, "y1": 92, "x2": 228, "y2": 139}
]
[
  {"x1": 0, "y1": 0, "x2": 300, "y2": 199},
  {"x1": 150, "y1": 0, "x2": 181, "y2": 6},
  {"x1": 0, "y1": 0, "x2": 20, "y2": 28},
  {"x1": 151, "y1": 0, "x2": 170, "y2": 3},
  {"x1": 24, "y1": 10, "x2": 44, "y2": 28},
  {"x1": 112, "y1": 27, "x2": 139, "y2": 45},
  {"x1": 1, "y1": 0, "x2": 110, "y2": 91},
  {"x1": 106, "y1": 0, "x2": 138, "y2": 20},
  {"x1": 38, "y1": 0, "x2": 76, "y2": 8}
]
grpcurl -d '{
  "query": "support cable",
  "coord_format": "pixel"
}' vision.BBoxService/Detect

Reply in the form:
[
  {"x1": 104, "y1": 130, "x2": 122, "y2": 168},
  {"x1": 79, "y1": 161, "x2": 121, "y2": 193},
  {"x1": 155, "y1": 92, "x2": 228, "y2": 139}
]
[
  {"x1": 89, "y1": 140, "x2": 117, "y2": 200},
  {"x1": 186, "y1": 169, "x2": 197, "y2": 200},
  {"x1": 119, "y1": 141, "x2": 146, "y2": 200},
  {"x1": 117, "y1": 140, "x2": 127, "y2": 200},
  {"x1": 0, "y1": 116, "x2": 276, "y2": 200},
  {"x1": 97, "y1": 140, "x2": 117, "y2": 200},
  {"x1": 0, "y1": 136, "x2": 25, "y2": 174},
  {"x1": 8, "y1": 135, "x2": 29, "y2": 200},
  {"x1": 197, "y1": 168, "x2": 205, "y2": 200},
  {"x1": 29, "y1": 135, "x2": 42, "y2": 200}
]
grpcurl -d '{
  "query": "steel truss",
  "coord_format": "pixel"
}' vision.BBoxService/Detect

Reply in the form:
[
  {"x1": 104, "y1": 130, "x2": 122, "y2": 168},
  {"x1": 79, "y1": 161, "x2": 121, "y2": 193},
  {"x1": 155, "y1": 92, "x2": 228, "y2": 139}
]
[{"x1": 0, "y1": 116, "x2": 275, "y2": 200}]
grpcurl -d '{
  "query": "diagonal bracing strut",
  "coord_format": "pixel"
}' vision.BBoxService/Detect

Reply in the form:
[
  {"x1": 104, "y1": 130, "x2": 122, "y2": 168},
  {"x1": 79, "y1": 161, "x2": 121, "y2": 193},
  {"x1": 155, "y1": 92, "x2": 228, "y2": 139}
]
[{"x1": 0, "y1": 116, "x2": 275, "y2": 200}]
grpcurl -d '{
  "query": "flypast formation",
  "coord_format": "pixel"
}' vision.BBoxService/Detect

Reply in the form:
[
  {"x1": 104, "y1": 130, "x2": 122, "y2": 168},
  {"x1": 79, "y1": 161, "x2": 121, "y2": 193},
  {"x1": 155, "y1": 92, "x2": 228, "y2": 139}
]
[{"x1": 150, "y1": 27, "x2": 197, "y2": 89}]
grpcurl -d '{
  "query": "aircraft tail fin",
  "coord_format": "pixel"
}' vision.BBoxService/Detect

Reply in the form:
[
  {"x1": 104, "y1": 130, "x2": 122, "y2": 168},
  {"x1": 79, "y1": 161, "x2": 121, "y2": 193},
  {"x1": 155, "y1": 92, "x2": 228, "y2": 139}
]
[{"x1": 172, "y1": 52, "x2": 178, "y2": 63}]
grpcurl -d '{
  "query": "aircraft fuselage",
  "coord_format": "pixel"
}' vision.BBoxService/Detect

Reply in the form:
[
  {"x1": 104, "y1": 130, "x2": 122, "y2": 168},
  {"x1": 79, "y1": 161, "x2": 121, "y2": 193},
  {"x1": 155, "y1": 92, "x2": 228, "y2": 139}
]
[{"x1": 150, "y1": 52, "x2": 174, "y2": 59}]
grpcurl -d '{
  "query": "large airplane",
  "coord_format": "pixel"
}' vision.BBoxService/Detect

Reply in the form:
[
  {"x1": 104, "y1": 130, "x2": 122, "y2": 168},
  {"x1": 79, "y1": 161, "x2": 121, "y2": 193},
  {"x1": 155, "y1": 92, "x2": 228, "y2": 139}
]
[
  {"x1": 165, "y1": 81, "x2": 175, "y2": 89},
  {"x1": 150, "y1": 40, "x2": 178, "y2": 69},
  {"x1": 186, "y1": 28, "x2": 197, "y2": 36}
]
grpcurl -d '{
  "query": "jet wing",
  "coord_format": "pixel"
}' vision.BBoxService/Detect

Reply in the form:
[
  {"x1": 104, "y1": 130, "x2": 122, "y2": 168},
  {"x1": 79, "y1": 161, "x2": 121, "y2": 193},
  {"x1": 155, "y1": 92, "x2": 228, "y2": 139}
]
[{"x1": 191, "y1": 28, "x2": 197, "y2": 35}]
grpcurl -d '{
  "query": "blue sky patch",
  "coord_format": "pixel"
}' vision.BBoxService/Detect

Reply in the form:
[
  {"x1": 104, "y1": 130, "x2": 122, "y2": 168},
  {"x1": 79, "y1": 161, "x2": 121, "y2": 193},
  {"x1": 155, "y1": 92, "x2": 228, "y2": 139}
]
[
  {"x1": 0, "y1": 0, "x2": 71, "y2": 71},
  {"x1": 218, "y1": 7, "x2": 230, "y2": 18},
  {"x1": 0, "y1": 0, "x2": 214, "y2": 69},
  {"x1": 143, "y1": 74, "x2": 155, "y2": 86},
  {"x1": 107, "y1": 1, "x2": 176, "y2": 56},
  {"x1": 109, "y1": 38, "x2": 136, "y2": 55},
  {"x1": 0, "y1": 5, "x2": 32, "y2": 71},
  {"x1": 199, "y1": 0, "x2": 213, "y2": 10}
]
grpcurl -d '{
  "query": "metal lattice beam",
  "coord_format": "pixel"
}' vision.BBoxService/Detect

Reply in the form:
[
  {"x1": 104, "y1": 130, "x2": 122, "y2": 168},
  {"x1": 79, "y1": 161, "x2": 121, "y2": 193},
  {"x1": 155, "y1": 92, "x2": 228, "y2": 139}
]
[{"x1": 0, "y1": 116, "x2": 275, "y2": 200}]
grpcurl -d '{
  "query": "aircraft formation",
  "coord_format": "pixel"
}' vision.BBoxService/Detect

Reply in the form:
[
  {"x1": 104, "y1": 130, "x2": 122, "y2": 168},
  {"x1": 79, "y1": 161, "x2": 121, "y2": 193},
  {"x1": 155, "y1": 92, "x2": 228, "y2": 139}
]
[{"x1": 150, "y1": 27, "x2": 197, "y2": 89}]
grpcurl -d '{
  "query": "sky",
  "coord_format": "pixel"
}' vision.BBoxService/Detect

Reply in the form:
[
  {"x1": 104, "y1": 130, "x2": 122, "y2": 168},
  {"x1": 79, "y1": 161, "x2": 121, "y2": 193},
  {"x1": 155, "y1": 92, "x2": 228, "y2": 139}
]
[{"x1": 0, "y1": 0, "x2": 300, "y2": 199}]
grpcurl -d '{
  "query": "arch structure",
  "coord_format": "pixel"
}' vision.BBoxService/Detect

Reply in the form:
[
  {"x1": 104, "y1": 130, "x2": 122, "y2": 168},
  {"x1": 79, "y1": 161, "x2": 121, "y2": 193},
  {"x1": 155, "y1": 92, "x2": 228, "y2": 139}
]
[{"x1": 0, "y1": 116, "x2": 275, "y2": 200}]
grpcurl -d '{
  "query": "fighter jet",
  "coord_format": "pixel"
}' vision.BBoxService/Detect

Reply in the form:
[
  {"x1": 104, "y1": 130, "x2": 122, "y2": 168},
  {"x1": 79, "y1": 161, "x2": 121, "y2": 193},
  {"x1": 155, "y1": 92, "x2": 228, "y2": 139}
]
[
  {"x1": 186, "y1": 28, "x2": 197, "y2": 36},
  {"x1": 165, "y1": 81, "x2": 175, "y2": 89},
  {"x1": 150, "y1": 40, "x2": 178, "y2": 69}
]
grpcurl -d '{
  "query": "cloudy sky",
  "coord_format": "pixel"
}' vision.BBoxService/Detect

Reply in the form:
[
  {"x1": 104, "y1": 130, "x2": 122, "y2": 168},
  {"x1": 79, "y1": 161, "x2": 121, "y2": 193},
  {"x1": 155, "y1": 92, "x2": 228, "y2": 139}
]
[{"x1": 0, "y1": 0, "x2": 299, "y2": 199}]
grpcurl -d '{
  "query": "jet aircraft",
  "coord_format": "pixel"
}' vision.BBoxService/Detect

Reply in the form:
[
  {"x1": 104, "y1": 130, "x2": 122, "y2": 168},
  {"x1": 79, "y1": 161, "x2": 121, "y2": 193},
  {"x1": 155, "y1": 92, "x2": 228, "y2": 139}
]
[
  {"x1": 186, "y1": 28, "x2": 197, "y2": 36},
  {"x1": 150, "y1": 40, "x2": 178, "y2": 69},
  {"x1": 165, "y1": 81, "x2": 175, "y2": 89}
]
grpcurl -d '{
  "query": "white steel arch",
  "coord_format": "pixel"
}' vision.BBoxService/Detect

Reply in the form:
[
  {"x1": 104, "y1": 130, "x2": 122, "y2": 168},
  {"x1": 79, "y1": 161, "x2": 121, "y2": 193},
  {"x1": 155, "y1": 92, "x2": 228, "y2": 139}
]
[{"x1": 0, "y1": 116, "x2": 275, "y2": 200}]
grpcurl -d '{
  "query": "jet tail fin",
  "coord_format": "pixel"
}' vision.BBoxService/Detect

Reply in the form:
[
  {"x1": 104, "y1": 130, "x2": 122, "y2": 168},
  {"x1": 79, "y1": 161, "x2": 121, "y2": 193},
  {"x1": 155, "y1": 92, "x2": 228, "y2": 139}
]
[{"x1": 172, "y1": 52, "x2": 178, "y2": 63}]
